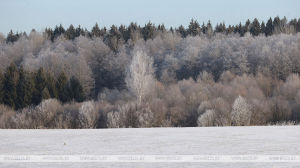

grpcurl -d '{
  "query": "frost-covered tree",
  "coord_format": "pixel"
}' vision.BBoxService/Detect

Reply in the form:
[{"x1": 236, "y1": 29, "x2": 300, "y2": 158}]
[
  {"x1": 78, "y1": 101, "x2": 99, "y2": 128},
  {"x1": 106, "y1": 111, "x2": 121, "y2": 128},
  {"x1": 197, "y1": 109, "x2": 216, "y2": 127},
  {"x1": 126, "y1": 51, "x2": 155, "y2": 103},
  {"x1": 231, "y1": 95, "x2": 252, "y2": 126}
]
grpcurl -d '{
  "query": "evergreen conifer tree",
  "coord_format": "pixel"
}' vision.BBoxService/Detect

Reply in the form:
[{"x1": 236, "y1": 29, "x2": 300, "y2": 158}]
[
  {"x1": 3, "y1": 63, "x2": 19, "y2": 109},
  {"x1": 266, "y1": 17, "x2": 273, "y2": 36},
  {"x1": 32, "y1": 67, "x2": 46, "y2": 105},
  {"x1": 250, "y1": 18, "x2": 261, "y2": 36},
  {"x1": 16, "y1": 65, "x2": 34, "y2": 109},
  {"x1": 206, "y1": 20, "x2": 212, "y2": 31},
  {"x1": 76, "y1": 25, "x2": 85, "y2": 37},
  {"x1": 61, "y1": 76, "x2": 85, "y2": 103},
  {"x1": 42, "y1": 87, "x2": 51, "y2": 100},
  {"x1": 187, "y1": 19, "x2": 200, "y2": 36},
  {"x1": 52, "y1": 25, "x2": 60, "y2": 41},
  {"x1": 6, "y1": 30, "x2": 18, "y2": 43},
  {"x1": 59, "y1": 24, "x2": 65, "y2": 34},
  {"x1": 91, "y1": 23, "x2": 101, "y2": 37},
  {"x1": 142, "y1": 21, "x2": 155, "y2": 41},
  {"x1": 201, "y1": 22, "x2": 206, "y2": 34},
  {"x1": 273, "y1": 16, "x2": 281, "y2": 30},
  {"x1": 56, "y1": 71, "x2": 68, "y2": 102},
  {"x1": 178, "y1": 25, "x2": 187, "y2": 38},
  {"x1": 260, "y1": 21, "x2": 266, "y2": 36},
  {"x1": 65, "y1": 24, "x2": 76, "y2": 40},
  {"x1": 46, "y1": 72, "x2": 57, "y2": 99}
]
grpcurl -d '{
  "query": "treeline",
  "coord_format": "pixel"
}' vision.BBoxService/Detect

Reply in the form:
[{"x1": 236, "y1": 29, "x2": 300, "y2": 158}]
[
  {"x1": 0, "y1": 16, "x2": 300, "y2": 128},
  {"x1": 4, "y1": 16, "x2": 300, "y2": 47}
]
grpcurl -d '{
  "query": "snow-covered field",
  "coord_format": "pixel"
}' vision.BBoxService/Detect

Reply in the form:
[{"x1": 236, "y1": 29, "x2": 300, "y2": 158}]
[{"x1": 0, "y1": 126, "x2": 300, "y2": 167}]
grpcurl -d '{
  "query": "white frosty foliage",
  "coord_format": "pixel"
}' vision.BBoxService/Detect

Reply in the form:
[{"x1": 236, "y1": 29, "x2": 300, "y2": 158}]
[
  {"x1": 107, "y1": 111, "x2": 120, "y2": 128},
  {"x1": 126, "y1": 51, "x2": 155, "y2": 103},
  {"x1": 135, "y1": 107, "x2": 154, "y2": 128},
  {"x1": 231, "y1": 95, "x2": 252, "y2": 126},
  {"x1": 79, "y1": 101, "x2": 99, "y2": 128},
  {"x1": 197, "y1": 109, "x2": 216, "y2": 127}
]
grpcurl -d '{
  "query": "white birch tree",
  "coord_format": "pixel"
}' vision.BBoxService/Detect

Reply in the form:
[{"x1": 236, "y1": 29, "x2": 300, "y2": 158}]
[{"x1": 126, "y1": 51, "x2": 155, "y2": 103}]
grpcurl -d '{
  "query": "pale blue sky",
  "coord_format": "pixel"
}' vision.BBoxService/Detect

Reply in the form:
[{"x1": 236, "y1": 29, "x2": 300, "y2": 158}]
[{"x1": 0, "y1": 0, "x2": 299, "y2": 35}]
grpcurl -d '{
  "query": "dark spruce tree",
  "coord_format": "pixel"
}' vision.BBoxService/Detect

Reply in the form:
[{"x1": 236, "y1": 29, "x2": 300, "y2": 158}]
[
  {"x1": 76, "y1": 25, "x2": 85, "y2": 37},
  {"x1": 16, "y1": 65, "x2": 34, "y2": 110},
  {"x1": 124, "y1": 26, "x2": 133, "y2": 43},
  {"x1": 107, "y1": 25, "x2": 122, "y2": 52},
  {"x1": 3, "y1": 63, "x2": 19, "y2": 109},
  {"x1": 201, "y1": 22, "x2": 207, "y2": 34},
  {"x1": 32, "y1": 67, "x2": 46, "y2": 105},
  {"x1": 119, "y1": 24, "x2": 126, "y2": 40},
  {"x1": 266, "y1": 17, "x2": 273, "y2": 36},
  {"x1": 237, "y1": 22, "x2": 243, "y2": 36},
  {"x1": 250, "y1": 18, "x2": 261, "y2": 36},
  {"x1": 59, "y1": 24, "x2": 65, "y2": 35},
  {"x1": 178, "y1": 25, "x2": 188, "y2": 38},
  {"x1": 52, "y1": 25, "x2": 60, "y2": 42},
  {"x1": 289, "y1": 19, "x2": 298, "y2": 32},
  {"x1": 206, "y1": 20, "x2": 213, "y2": 33},
  {"x1": 44, "y1": 28, "x2": 53, "y2": 40},
  {"x1": 261, "y1": 21, "x2": 266, "y2": 36},
  {"x1": 6, "y1": 30, "x2": 19, "y2": 43},
  {"x1": 227, "y1": 25, "x2": 234, "y2": 34},
  {"x1": 187, "y1": 19, "x2": 200, "y2": 36},
  {"x1": 273, "y1": 16, "x2": 281, "y2": 30},
  {"x1": 42, "y1": 87, "x2": 51, "y2": 100},
  {"x1": 46, "y1": 72, "x2": 57, "y2": 99},
  {"x1": 170, "y1": 27, "x2": 174, "y2": 33},
  {"x1": 159, "y1": 23, "x2": 166, "y2": 33},
  {"x1": 56, "y1": 71, "x2": 68, "y2": 102},
  {"x1": 240, "y1": 19, "x2": 251, "y2": 36},
  {"x1": 61, "y1": 76, "x2": 85, "y2": 103},
  {"x1": 142, "y1": 21, "x2": 156, "y2": 41},
  {"x1": 91, "y1": 23, "x2": 101, "y2": 37},
  {"x1": 65, "y1": 24, "x2": 77, "y2": 40}
]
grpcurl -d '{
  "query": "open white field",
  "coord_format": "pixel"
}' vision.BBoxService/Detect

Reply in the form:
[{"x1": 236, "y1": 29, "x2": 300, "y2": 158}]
[{"x1": 0, "y1": 126, "x2": 300, "y2": 167}]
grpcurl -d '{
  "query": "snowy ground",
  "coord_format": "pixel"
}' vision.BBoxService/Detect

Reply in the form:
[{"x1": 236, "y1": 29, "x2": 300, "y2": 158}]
[{"x1": 0, "y1": 126, "x2": 300, "y2": 167}]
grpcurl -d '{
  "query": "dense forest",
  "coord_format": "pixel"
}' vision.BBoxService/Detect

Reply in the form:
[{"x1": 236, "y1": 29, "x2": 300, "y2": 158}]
[{"x1": 0, "y1": 16, "x2": 300, "y2": 128}]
